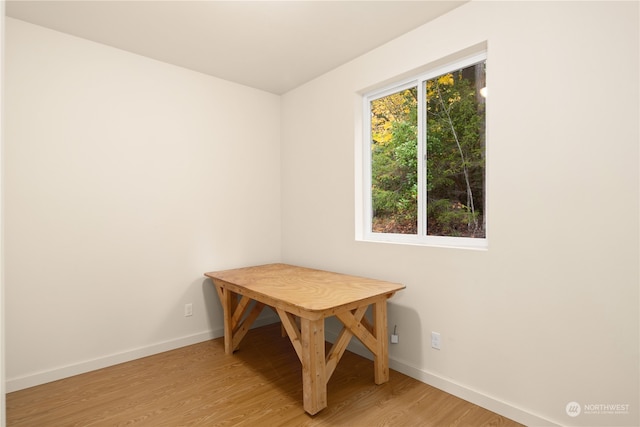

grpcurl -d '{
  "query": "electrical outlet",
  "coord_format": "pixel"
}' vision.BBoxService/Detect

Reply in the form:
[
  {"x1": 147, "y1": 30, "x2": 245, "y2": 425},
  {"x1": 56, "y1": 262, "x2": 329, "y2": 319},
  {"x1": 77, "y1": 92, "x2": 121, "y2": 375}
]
[
  {"x1": 431, "y1": 331, "x2": 441, "y2": 350},
  {"x1": 391, "y1": 325, "x2": 399, "y2": 344},
  {"x1": 184, "y1": 303, "x2": 193, "y2": 317}
]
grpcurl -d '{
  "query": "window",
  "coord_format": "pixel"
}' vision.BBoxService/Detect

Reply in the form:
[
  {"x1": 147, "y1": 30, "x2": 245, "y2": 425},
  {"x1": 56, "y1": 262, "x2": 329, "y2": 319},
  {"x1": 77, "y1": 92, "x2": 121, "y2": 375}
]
[{"x1": 362, "y1": 52, "x2": 487, "y2": 248}]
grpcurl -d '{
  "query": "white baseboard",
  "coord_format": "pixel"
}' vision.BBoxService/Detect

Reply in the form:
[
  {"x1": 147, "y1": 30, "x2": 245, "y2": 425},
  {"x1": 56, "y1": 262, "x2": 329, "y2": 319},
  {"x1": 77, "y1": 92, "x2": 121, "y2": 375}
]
[
  {"x1": 387, "y1": 357, "x2": 558, "y2": 427},
  {"x1": 324, "y1": 328, "x2": 558, "y2": 427},
  {"x1": 6, "y1": 314, "x2": 279, "y2": 393}
]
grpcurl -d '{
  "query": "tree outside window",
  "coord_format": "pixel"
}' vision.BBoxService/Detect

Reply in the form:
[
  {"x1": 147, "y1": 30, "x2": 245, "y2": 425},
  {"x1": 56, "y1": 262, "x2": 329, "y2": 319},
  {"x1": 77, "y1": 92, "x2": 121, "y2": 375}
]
[{"x1": 368, "y1": 57, "x2": 486, "y2": 242}]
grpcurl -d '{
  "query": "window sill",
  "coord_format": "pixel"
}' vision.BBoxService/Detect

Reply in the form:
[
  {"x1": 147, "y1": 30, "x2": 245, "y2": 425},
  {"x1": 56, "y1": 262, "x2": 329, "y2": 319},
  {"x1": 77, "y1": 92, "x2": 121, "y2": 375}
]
[{"x1": 358, "y1": 233, "x2": 488, "y2": 251}]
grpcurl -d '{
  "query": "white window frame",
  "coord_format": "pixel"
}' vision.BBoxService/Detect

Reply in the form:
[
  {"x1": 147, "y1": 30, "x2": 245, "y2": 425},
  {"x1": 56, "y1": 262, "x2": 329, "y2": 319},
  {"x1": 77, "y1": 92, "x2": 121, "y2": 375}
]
[{"x1": 360, "y1": 51, "x2": 488, "y2": 250}]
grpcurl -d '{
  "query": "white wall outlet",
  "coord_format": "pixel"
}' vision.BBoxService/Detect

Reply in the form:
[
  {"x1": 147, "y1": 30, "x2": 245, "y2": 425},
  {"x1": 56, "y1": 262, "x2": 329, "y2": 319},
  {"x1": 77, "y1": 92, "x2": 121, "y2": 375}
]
[
  {"x1": 184, "y1": 303, "x2": 193, "y2": 317},
  {"x1": 391, "y1": 325, "x2": 399, "y2": 344},
  {"x1": 431, "y1": 331, "x2": 441, "y2": 350}
]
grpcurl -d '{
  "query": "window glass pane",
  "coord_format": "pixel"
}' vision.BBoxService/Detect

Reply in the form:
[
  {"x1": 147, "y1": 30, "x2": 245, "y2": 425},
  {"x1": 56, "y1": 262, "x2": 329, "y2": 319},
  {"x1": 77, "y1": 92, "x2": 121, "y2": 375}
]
[
  {"x1": 370, "y1": 87, "x2": 418, "y2": 234},
  {"x1": 425, "y1": 61, "x2": 486, "y2": 238}
]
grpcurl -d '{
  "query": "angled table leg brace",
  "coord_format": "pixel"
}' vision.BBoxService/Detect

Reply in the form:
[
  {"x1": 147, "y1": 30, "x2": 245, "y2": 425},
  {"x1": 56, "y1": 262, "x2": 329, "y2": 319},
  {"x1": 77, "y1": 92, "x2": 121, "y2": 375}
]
[{"x1": 206, "y1": 264, "x2": 404, "y2": 415}]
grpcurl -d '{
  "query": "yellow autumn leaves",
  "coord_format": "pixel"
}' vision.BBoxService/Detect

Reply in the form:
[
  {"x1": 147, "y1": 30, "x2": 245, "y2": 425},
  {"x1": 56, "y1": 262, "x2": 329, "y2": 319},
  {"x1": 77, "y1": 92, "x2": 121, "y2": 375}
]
[
  {"x1": 370, "y1": 88, "x2": 417, "y2": 145},
  {"x1": 371, "y1": 74, "x2": 459, "y2": 146},
  {"x1": 426, "y1": 73, "x2": 457, "y2": 104}
]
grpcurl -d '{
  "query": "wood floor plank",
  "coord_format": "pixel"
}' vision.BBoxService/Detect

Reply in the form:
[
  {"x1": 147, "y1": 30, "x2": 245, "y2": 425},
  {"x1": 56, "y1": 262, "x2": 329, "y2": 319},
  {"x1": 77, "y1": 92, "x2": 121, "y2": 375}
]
[{"x1": 7, "y1": 324, "x2": 523, "y2": 426}]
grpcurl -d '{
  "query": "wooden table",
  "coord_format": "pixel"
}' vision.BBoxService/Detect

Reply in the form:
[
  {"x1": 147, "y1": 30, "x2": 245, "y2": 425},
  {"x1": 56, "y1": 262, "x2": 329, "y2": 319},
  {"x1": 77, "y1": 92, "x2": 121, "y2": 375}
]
[{"x1": 204, "y1": 263, "x2": 405, "y2": 415}]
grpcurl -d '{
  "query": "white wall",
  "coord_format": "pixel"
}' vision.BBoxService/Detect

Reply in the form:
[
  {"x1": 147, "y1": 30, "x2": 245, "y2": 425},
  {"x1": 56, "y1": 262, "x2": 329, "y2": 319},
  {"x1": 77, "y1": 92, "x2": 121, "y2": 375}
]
[
  {"x1": 281, "y1": 2, "x2": 639, "y2": 426},
  {"x1": 4, "y1": 18, "x2": 281, "y2": 390},
  {"x1": 1, "y1": 4, "x2": 6, "y2": 426}
]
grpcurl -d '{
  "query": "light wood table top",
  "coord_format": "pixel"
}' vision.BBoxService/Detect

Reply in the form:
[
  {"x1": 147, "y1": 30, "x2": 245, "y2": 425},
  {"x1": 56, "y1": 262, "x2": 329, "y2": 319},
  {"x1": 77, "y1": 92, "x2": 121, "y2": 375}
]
[{"x1": 205, "y1": 263, "x2": 405, "y2": 314}]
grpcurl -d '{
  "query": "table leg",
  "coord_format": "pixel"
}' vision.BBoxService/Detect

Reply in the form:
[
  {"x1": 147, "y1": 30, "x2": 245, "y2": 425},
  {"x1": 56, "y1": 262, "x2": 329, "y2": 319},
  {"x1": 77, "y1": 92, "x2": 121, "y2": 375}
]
[
  {"x1": 214, "y1": 284, "x2": 235, "y2": 355},
  {"x1": 372, "y1": 298, "x2": 389, "y2": 384},
  {"x1": 300, "y1": 317, "x2": 327, "y2": 415}
]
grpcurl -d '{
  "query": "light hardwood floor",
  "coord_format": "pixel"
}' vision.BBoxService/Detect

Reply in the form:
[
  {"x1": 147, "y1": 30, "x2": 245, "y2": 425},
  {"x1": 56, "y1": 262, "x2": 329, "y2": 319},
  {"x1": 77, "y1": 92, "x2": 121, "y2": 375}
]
[{"x1": 7, "y1": 323, "x2": 523, "y2": 426}]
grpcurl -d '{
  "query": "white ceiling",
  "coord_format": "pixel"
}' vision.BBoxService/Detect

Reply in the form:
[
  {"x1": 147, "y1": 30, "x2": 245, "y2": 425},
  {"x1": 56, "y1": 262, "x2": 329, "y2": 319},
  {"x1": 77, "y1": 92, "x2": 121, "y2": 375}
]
[{"x1": 6, "y1": 1, "x2": 466, "y2": 94}]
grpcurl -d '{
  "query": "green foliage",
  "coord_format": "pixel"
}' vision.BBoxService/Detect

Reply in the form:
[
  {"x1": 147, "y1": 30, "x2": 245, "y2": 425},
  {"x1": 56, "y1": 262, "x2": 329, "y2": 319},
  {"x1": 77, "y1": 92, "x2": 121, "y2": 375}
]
[
  {"x1": 425, "y1": 65, "x2": 485, "y2": 237},
  {"x1": 371, "y1": 88, "x2": 418, "y2": 234},
  {"x1": 370, "y1": 62, "x2": 486, "y2": 238},
  {"x1": 426, "y1": 199, "x2": 481, "y2": 237}
]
